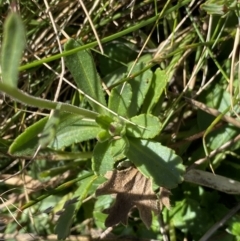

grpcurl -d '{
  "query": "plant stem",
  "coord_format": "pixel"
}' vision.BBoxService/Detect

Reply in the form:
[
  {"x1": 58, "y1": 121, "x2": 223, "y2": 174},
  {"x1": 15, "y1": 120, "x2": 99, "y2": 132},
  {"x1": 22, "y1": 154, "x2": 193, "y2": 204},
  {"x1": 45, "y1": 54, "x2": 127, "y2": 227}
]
[{"x1": 0, "y1": 82, "x2": 98, "y2": 118}]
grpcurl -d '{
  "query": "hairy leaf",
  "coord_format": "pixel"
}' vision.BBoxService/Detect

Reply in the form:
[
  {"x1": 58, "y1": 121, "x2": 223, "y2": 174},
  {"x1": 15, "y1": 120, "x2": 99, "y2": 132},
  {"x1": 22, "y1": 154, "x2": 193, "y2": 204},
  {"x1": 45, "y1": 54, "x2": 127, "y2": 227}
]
[
  {"x1": 126, "y1": 114, "x2": 162, "y2": 139},
  {"x1": 64, "y1": 39, "x2": 107, "y2": 114},
  {"x1": 92, "y1": 141, "x2": 114, "y2": 176},
  {"x1": 38, "y1": 104, "x2": 61, "y2": 148},
  {"x1": 1, "y1": 13, "x2": 25, "y2": 87},
  {"x1": 127, "y1": 62, "x2": 152, "y2": 117},
  {"x1": 111, "y1": 137, "x2": 129, "y2": 161},
  {"x1": 126, "y1": 138, "x2": 185, "y2": 188},
  {"x1": 109, "y1": 83, "x2": 132, "y2": 117},
  {"x1": 142, "y1": 68, "x2": 168, "y2": 113},
  {"x1": 9, "y1": 113, "x2": 101, "y2": 156}
]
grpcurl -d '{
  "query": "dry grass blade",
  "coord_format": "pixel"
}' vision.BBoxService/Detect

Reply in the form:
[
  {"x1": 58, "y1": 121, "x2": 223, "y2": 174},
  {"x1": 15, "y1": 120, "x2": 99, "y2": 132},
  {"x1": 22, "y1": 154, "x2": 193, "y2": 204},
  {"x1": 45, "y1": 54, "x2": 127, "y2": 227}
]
[{"x1": 185, "y1": 97, "x2": 240, "y2": 128}]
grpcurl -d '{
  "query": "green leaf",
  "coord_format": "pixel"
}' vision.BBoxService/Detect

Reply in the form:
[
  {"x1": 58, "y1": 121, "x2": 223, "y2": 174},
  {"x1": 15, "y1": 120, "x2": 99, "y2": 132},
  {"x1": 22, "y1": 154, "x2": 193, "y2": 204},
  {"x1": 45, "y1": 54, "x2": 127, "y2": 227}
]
[
  {"x1": 38, "y1": 104, "x2": 61, "y2": 148},
  {"x1": 96, "y1": 130, "x2": 112, "y2": 143},
  {"x1": 50, "y1": 114, "x2": 100, "y2": 149},
  {"x1": 200, "y1": 0, "x2": 235, "y2": 15},
  {"x1": 9, "y1": 113, "x2": 101, "y2": 156},
  {"x1": 72, "y1": 174, "x2": 96, "y2": 219},
  {"x1": 1, "y1": 13, "x2": 25, "y2": 87},
  {"x1": 111, "y1": 137, "x2": 129, "y2": 161},
  {"x1": 95, "y1": 115, "x2": 113, "y2": 129},
  {"x1": 96, "y1": 115, "x2": 126, "y2": 138},
  {"x1": 97, "y1": 40, "x2": 137, "y2": 76},
  {"x1": 9, "y1": 117, "x2": 47, "y2": 156},
  {"x1": 55, "y1": 202, "x2": 75, "y2": 240},
  {"x1": 92, "y1": 141, "x2": 114, "y2": 176},
  {"x1": 142, "y1": 68, "x2": 168, "y2": 113},
  {"x1": 169, "y1": 198, "x2": 214, "y2": 239},
  {"x1": 40, "y1": 165, "x2": 74, "y2": 178},
  {"x1": 64, "y1": 39, "x2": 107, "y2": 114},
  {"x1": 127, "y1": 62, "x2": 153, "y2": 117},
  {"x1": 55, "y1": 175, "x2": 95, "y2": 240},
  {"x1": 126, "y1": 138, "x2": 185, "y2": 188},
  {"x1": 103, "y1": 65, "x2": 127, "y2": 87},
  {"x1": 126, "y1": 114, "x2": 162, "y2": 139},
  {"x1": 197, "y1": 87, "x2": 238, "y2": 151},
  {"x1": 228, "y1": 217, "x2": 240, "y2": 237},
  {"x1": 108, "y1": 83, "x2": 132, "y2": 117},
  {"x1": 94, "y1": 195, "x2": 113, "y2": 229}
]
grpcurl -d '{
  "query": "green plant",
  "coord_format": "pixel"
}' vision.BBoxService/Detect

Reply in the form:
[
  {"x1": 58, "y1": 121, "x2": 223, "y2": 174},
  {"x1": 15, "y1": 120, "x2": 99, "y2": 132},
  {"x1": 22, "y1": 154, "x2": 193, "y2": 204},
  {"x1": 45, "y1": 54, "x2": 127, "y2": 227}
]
[
  {"x1": 2, "y1": 1, "x2": 240, "y2": 240},
  {"x1": 1, "y1": 12, "x2": 186, "y2": 240}
]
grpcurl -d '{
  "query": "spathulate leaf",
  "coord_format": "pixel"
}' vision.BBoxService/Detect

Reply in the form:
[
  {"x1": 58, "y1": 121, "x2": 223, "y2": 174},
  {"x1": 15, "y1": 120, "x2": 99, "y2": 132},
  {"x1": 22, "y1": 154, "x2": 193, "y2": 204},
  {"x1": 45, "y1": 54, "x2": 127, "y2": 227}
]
[
  {"x1": 9, "y1": 117, "x2": 47, "y2": 156},
  {"x1": 9, "y1": 113, "x2": 101, "y2": 156},
  {"x1": 64, "y1": 39, "x2": 107, "y2": 114},
  {"x1": 1, "y1": 13, "x2": 25, "y2": 87},
  {"x1": 127, "y1": 62, "x2": 153, "y2": 117},
  {"x1": 126, "y1": 138, "x2": 185, "y2": 188},
  {"x1": 142, "y1": 68, "x2": 168, "y2": 113},
  {"x1": 92, "y1": 141, "x2": 114, "y2": 176},
  {"x1": 126, "y1": 114, "x2": 161, "y2": 139},
  {"x1": 71, "y1": 175, "x2": 96, "y2": 224},
  {"x1": 109, "y1": 83, "x2": 132, "y2": 117},
  {"x1": 50, "y1": 114, "x2": 100, "y2": 149}
]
